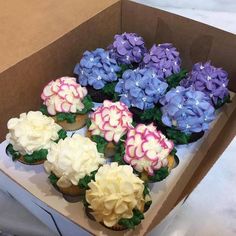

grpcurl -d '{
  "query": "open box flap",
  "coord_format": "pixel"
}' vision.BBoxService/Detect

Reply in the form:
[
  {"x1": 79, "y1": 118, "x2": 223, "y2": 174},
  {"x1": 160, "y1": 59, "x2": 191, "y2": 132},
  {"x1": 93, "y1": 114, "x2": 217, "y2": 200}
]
[{"x1": 0, "y1": 0, "x2": 119, "y2": 73}]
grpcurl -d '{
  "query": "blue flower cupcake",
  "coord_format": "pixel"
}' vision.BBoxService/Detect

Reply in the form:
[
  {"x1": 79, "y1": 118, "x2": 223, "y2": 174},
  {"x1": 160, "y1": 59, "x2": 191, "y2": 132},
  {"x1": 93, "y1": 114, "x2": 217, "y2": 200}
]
[
  {"x1": 74, "y1": 48, "x2": 121, "y2": 102},
  {"x1": 159, "y1": 86, "x2": 216, "y2": 144},
  {"x1": 115, "y1": 68, "x2": 168, "y2": 122}
]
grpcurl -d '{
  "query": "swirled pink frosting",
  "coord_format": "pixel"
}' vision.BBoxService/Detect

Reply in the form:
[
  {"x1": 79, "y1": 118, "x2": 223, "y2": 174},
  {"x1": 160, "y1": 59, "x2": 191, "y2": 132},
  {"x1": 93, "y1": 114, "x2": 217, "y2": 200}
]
[
  {"x1": 41, "y1": 77, "x2": 87, "y2": 115},
  {"x1": 89, "y1": 100, "x2": 133, "y2": 143},
  {"x1": 124, "y1": 123, "x2": 174, "y2": 175}
]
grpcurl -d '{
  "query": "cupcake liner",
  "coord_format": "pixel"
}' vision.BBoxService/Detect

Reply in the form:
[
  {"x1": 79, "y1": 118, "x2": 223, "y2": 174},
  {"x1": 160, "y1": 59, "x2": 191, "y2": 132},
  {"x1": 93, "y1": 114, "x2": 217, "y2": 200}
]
[{"x1": 53, "y1": 114, "x2": 88, "y2": 131}]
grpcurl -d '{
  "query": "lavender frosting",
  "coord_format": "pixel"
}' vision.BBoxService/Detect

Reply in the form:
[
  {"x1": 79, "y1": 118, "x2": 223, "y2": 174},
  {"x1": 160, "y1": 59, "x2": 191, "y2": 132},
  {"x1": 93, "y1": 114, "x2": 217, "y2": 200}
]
[
  {"x1": 180, "y1": 61, "x2": 229, "y2": 106},
  {"x1": 108, "y1": 32, "x2": 147, "y2": 65}
]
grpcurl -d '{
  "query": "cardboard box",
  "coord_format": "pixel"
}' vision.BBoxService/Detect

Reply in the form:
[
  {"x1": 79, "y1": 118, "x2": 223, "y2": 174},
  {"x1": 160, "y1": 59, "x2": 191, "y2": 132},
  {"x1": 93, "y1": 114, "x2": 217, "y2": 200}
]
[{"x1": 0, "y1": 0, "x2": 236, "y2": 235}]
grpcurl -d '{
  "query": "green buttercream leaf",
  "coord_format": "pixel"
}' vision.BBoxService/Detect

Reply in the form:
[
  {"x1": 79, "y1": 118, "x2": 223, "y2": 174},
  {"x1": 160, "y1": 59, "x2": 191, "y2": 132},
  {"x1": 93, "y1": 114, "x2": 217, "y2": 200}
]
[
  {"x1": 170, "y1": 147, "x2": 177, "y2": 156},
  {"x1": 23, "y1": 149, "x2": 48, "y2": 164},
  {"x1": 143, "y1": 182, "x2": 150, "y2": 197},
  {"x1": 56, "y1": 112, "x2": 76, "y2": 123},
  {"x1": 116, "y1": 64, "x2": 132, "y2": 78},
  {"x1": 91, "y1": 135, "x2": 108, "y2": 153},
  {"x1": 114, "y1": 137, "x2": 126, "y2": 165},
  {"x1": 39, "y1": 104, "x2": 49, "y2": 116},
  {"x1": 166, "y1": 128, "x2": 191, "y2": 144},
  {"x1": 148, "y1": 167, "x2": 169, "y2": 182},
  {"x1": 166, "y1": 69, "x2": 188, "y2": 89},
  {"x1": 118, "y1": 208, "x2": 144, "y2": 229},
  {"x1": 86, "y1": 118, "x2": 92, "y2": 129},
  {"x1": 48, "y1": 172, "x2": 58, "y2": 186},
  {"x1": 144, "y1": 200, "x2": 152, "y2": 212},
  {"x1": 55, "y1": 129, "x2": 67, "y2": 142},
  {"x1": 214, "y1": 94, "x2": 231, "y2": 109},
  {"x1": 6, "y1": 144, "x2": 21, "y2": 161},
  {"x1": 77, "y1": 95, "x2": 94, "y2": 114},
  {"x1": 140, "y1": 107, "x2": 162, "y2": 122},
  {"x1": 78, "y1": 170, "x2": 97, "y2": 190}
]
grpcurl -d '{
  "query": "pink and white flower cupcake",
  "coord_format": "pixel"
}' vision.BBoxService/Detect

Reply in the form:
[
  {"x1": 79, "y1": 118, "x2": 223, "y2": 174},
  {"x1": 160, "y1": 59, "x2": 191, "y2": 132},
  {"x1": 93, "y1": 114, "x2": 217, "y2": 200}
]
[
  {"x1": 122, "y1": 123, "x2": 176, "y2": 182},
  {"x1": 87, "y1": 100, "x2": 133, "y2": 157},
  {"x1": 41, "y1": 76, "x2": 93, "y2": 131}
]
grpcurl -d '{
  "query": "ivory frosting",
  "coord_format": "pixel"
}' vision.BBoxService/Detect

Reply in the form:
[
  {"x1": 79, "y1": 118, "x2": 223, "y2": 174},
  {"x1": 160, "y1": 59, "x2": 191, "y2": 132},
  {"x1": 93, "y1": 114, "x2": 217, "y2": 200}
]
[
  {"x1": 6, "y1": 111, "x2": 61, "y2": 155},
  {"x1": 44, "y1": 134, "x2": 105, "y2": 188},
  {"x1": 86, "y1": 163, "x2": 145, "y2": 227}
]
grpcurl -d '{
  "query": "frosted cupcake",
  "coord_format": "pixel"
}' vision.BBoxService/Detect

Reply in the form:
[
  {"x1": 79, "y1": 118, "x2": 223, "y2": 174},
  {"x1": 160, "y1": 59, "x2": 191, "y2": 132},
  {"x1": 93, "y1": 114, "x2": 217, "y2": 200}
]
[
  {"x1": 6, "y1": 111, "x2": 66, "y2": 165},
  {"x1": 116, "y1": 123, "x2": 177, "y2": 182},
  {"x1": 159, "y1": 86, "x2": 216, "y2": 144},
  {"x1": 180, "y1": 61, "x2": 230, "y2": 109},
  {"x1": 87, "y1": 100, "x2": 133, "y2": 157},
  {"x1": 74, "y1": 48, "x2": 121, "y2": 102},
  {"x1": 41, "y1": 76, "x2": 93, "y2": 131},
  {"x1": 115, "y1": 68, "x2": 168, "y2": 123},
  {"x1": 44, "y1": 134, "x2": 105, "y2": 196},
  {"x1": 85, "y1": 163, "x2": 152, "y2": 230}
]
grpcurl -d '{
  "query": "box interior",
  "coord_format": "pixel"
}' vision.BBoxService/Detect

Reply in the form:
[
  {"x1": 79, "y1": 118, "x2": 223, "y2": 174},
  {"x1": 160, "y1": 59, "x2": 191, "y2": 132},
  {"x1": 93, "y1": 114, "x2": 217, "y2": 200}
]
[{"x1": 0, "y1": 0, "x2": 236, "y2": 235}]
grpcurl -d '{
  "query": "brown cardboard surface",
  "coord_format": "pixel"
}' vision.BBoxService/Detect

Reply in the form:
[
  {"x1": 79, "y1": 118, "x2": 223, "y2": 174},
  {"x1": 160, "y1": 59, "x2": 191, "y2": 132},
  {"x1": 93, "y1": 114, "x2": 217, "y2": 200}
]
[
  {"x1": 0, "y1": 0, "x2": 119, "y2": 73},
  {"x1": 0, "y1": 1, "x2": 121, "y2": 140}
]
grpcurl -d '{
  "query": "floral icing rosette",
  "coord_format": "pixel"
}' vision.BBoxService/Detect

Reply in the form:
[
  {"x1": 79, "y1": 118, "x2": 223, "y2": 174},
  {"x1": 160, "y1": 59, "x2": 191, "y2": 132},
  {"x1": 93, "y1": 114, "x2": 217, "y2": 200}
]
[
  {"x1": 44, "y1": 134, "x2": 105, "y2": 196},
  {"x1": 115, "y1": 68, "x2": 168, "y2": 122},
  {"x1": 87, "y1": 100, "x2": 133, "y2": 157},
  {"x1": 141, "y1": 43, "x2": 186, "y2": 87},
  {"x1": 118, "y1": 123, "x2": 177, "y2": 182},
  {"x1": 85, "y1": 163, "x2": 152, "y2": 230},
  {"x1": 159, "y1": 86, "x2": 216, "y2": 144},
  {"x1": 73, "y1": 48, "x2": 121, "y2": 102},
  {"x1": 108, "y1": 32, "x2": 146, "y2": 65},
  {"x1": 40, "y1": 76, "x2": 93, "y2": 131},
  {"x1": 6, "y1": 111, "x2": 66, "y2": 165},
  {"x1": 180, "y1": 61, "x2": 230, "y2": 108}
]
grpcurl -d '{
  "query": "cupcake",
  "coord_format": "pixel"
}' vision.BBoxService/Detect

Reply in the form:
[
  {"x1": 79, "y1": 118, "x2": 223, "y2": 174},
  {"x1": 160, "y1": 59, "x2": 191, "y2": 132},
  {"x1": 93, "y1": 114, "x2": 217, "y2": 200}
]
[
  {"x1": 141, "y1": 43, "x2": 187, "y2": 88},
  {"x1": 74, "y1": 48, "x2": 121, "y2": 102},
  {"x1": 180, "y1": 61, "x2": 230, "y2": 108},
  {"x1": 85, "y1": 163, "x2": 152, "y2": 230},
  {"x1": 87, "y1": 100, "x2": 133, "y2": 158},
  {"x1": 44, "y1": 134, "x2": 105, "y2": 196},
  {"x1": 115, "y1": 68, "x2": 168, "y2": 123},
  {"x1": 117, "y1": 123, "x2": 177, "y2": 183},
  {"x1": 108, "y1": 32, "x2": 147, "y2": 66},
  {"x1": 159, "y1": 86, "x2": 216, "y2": 144},
  {"x1": 6, "y1": 111, "x2": 65, "y2": 165},
  {"x1": 41, "y1": 76, "x2": 93, "y2": 131}
]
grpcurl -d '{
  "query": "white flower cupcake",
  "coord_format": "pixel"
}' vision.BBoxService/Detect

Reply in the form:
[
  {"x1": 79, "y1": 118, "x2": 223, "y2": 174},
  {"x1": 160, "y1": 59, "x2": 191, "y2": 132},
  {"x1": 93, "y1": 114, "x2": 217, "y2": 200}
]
[
  {"x1": 41, "y1": 76, "x2": 93, "y2": 131},
  {"x1": 44, "y1": 134, "x2": 105, "y2": 196},
  {"x1": 6, "y1": 111, "x2": 65, "y2": 165},
  {"x1": 87, "y1": 100, "x2": 133, "y2": 157},
  {"x1": 85, "y1": 163, "x2": 152, "y2": 230}
]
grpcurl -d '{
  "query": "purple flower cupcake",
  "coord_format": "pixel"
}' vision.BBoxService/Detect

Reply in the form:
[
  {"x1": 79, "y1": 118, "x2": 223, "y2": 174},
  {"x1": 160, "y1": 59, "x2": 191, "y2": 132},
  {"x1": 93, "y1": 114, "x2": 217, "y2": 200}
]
[
  {"x1": 159, "y1": 86, "x2": 216, "y2": 144},
  {"x1": 108, "y1": 32, "x2": 147, "y2": 66},
  {"x1": 180, "y1": 61, "x2": 230, "y2": 108},
  {"x1": 141, "y1": 43, "x2": 181, "y2": 79}
]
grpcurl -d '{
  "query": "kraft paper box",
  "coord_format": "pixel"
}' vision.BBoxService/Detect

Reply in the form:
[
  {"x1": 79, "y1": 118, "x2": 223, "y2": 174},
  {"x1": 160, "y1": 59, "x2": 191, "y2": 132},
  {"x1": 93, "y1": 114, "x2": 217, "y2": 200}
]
[{"x1": 0, "y1": 0, "x2": 235, "y2": 235}]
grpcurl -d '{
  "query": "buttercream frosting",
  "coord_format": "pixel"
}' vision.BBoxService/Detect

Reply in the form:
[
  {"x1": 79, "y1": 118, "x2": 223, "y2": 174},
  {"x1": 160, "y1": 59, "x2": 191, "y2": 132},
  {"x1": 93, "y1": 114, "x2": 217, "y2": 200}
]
[
  {"x1": 41, "y1": 77, "x2": 87, "y2": 115},
  {"x1": 88, "y1": 100, "x2": 133, "y2": 143},
  {"x1": 124, "y1": 124, "x2": 174, "y2": 175},
  {"x1": 44, "y1": 134, "x2": 105, "y2": 188},
  {"x1": 86, "y1": 163, "x2": 145, "y2": 227},
  {"x1": 6, "y1": 111, "x2": 61, "y2": 155}
]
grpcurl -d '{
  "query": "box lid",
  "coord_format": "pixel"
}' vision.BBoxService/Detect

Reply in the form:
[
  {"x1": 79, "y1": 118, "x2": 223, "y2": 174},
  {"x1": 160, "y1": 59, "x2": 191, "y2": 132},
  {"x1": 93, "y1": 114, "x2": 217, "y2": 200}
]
[{"x1": 0, "y1": 0, "x2": 119, "y2": 73}]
